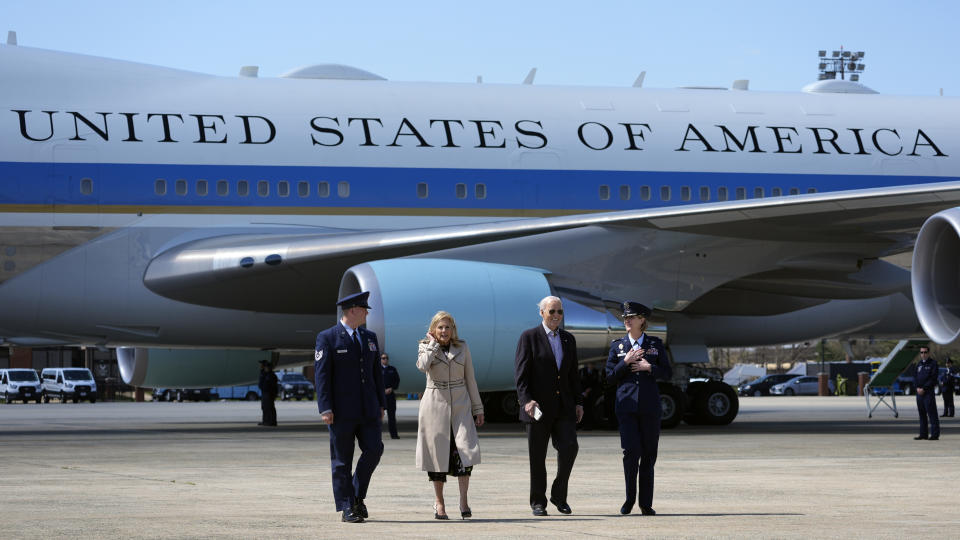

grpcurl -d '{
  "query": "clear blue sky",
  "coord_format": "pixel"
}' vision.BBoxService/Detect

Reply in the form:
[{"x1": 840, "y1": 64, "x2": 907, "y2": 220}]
[{"x1": 4, "y1": 0, "x2": 958, "y2": 95}]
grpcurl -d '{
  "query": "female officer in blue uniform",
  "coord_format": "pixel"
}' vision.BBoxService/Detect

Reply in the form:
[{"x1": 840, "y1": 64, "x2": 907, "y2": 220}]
[{"x1": 605, "y1": 302, "x2": 671, "y2": 516}]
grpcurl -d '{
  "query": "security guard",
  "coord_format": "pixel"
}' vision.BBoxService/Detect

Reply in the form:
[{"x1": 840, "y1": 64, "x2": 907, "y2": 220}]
[
  {"x1": 914, "y1": 346, "x2": 940, "y2": 441},
  {"x1": 315, "y1": 291, "x2": 385, "y2": 523},
  {"x1": 257, "y1": 359, "x2": 278, "y2": 426},
  {"x1": 605, "y1": 301, "x2": 671, "y2": 516},
  {"x1": 380, "y1": 352, "x2": 401, "y2": 439}
]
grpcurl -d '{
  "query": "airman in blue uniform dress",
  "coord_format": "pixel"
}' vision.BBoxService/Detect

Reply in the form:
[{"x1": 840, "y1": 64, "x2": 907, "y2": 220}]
[
  {"x1": 914, "y1": 346, "x2": 940, "y2": 440},
  {"x1": 380, "y1": 353, "x2": 401, "y2": 439},
  {"x1": 605, "y1": 301, "x2": 671, "y2": 516},
  {"x1": 315, "y1": 291, "x2": 385, "y2": 523}
]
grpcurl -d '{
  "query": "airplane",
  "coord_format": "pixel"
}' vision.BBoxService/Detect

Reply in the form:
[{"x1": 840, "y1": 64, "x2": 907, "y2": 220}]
[{"x1": 2, "y1": 38, "x2": 959, "y2": 428}]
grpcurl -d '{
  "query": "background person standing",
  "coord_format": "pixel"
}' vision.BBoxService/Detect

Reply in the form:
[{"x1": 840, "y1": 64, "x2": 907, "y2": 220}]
[
  {"x1": 940, "y1": 358, "x2": 955, "y2": 418},
  {"x1": 257, "y1": 360, "x2": 278, "y2": 426},
  {"x1": 381, "y1": 353, "x2": 401, "y2": 439},
  {"x1": 514, "y1": 296, "x2": 583, "y2": 517}
]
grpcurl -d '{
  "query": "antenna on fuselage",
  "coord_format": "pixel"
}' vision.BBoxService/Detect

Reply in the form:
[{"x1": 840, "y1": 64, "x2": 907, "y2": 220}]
[
  {"x1": 523, "y1": 68, "x2": 537, "y2": 84},
  {"x1": 476, "y1": 75, "x2": 483, "y2": 83},
  {"x1": 732, "y1": 79, "x2": 749, "y2": 90},
  {"x1": 239, "y1": 66, "x2": 259, "y2": 78},
  {"x1": 632, "y1": 71, "x2": 646, "y2": 88},
  {"x1": 817, "y1": 47, "x2": 865, "y2": 81},
  {"x1": 6, "y1": 31, "x2": 17, "y2": 45}
]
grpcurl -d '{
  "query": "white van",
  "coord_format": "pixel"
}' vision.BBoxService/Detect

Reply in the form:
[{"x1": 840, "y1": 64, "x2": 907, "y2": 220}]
[
  {"x1": 40, "y1": 367, "x2": 97, "y2": 403},
  {"x1": 0, "y1": 368, "x2": 43, "y2": 403}
]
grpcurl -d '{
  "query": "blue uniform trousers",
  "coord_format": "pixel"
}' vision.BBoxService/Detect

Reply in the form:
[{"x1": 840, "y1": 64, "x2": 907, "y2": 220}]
[
  {"x1": 617, "y1": 411, "x2": 660, "y2": 508},
  {"x1": 328, "y1": 418, "x2": 383, "y2": 511},
  {"x1": 384, "y1": 394, "x2": 398, "y2": 438},
  {"x1": 917, "y1": 391, "x2": 940, "y2": 438}
]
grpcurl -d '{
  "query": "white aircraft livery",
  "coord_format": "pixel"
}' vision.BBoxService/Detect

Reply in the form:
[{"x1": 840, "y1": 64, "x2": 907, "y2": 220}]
[{"x1": 2, "y1": 42, "x2": 959, "y2": 425}]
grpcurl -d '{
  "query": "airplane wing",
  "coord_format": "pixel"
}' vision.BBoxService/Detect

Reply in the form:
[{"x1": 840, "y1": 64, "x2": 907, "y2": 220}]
[{"x1": 144, "y1": 180, "x2": 960, "y2": 313}]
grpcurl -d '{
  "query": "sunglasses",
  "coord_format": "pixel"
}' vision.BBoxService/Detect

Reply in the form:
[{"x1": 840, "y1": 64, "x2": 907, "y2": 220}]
[
  {"x1": 920, "y1": 351, "x2": 930, "y2": 354},
  {"x1": 545, "y1": 309, "x2": 563, "y2": 315}
]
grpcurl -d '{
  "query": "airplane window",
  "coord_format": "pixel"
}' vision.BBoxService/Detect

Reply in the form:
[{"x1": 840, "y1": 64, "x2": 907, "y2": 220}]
[
  {"x1": 718, "y1": 186, "x2": 728, "y2": 201},
  {"x1": 297, "y1": 181, "x2": 309, "y2": 197},
  {"x1": 475, "y1": 183, "x2": 486, "y2": 199},
  {"x1": 455, "y1": 183, "x2": 467, "y2": 199},
  {"x1": 699, "y1": 186, "x2": 710, "y2": 201},
  {"x1": 317, "y1": 181, "x2": 330, "y2": 198},
  {"x1": 807, "y1": 187, "x2": 818, "y2": 193},
  {"x1": 196, "y1": 180, "x2": 208, "y2": 196},
  {"x1": 681, "y1": 186, "x2": 691, "y2": 201},
  {"x1": 217, "y1": 180, "x2": 229, "y2": 196},
  {"x1": 660, "y1": 186, "x2": 671, "y2": 201},
  {"x1": 175, "y1": 179, "x2": 187, "y2": 196},
  {"x1": 257, "y1": 181, "x2": 269, "y2": 197},
  {"x1": 789, "y1": 187, "x2": 799, "y2": 195},
  {"x1": 771, "y1": 187, "x2": 782, "y2": 197},
  {"x1": 639, "y1": 186, "x2": 651, "y2": 201},
  {"x1": 735, "y1": 187, "x2": 746, "y2": 200},
  {"x1": 278, "y1": 181, "x2": 290, "y2": 197},
  {"x1": 619, "y1": 185, "x2": 630, "y2": 200},
  {"x1": 417, "y1": 182, "x2": 428, "y2": 199},
  {"x1": 338, "y1": 181, "x2": 350, "y2": 198},
  {"x1": 598, "y1": 185, "x2": 610, "y2": 200},
  {"x1": 80, "y1": 177, "x2": 93, "y2": 195},
  {"x1": 237, "y1": 180, "x2": 249, "y2": 197},
  {"x1": 754, "y1": 187, "x2": 764, "y2": 198},
  {"x1": 155, "y1": 179, "x2": 167, "y2": 196}
]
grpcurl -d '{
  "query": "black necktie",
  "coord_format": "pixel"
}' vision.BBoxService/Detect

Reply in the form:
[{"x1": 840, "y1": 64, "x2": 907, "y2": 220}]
[{"x1": 353, "y1": 331, "x2": 361, "y2": 351}]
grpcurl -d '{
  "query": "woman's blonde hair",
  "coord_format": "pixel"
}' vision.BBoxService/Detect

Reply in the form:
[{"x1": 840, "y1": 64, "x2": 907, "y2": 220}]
[{"x1": 427, "y1": 310, "x2": 461, "y2": 344}]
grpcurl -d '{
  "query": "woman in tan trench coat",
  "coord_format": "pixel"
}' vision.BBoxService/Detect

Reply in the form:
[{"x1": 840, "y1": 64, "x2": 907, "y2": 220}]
[{"x1": 416, "y1": 310, "x2": 484, "y2": 520}]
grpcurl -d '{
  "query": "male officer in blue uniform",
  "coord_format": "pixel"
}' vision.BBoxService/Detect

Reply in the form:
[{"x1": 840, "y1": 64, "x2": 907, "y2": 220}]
[
  {"x1": 605, "y1": 301, "x2": 671, "y2": 516},
  {"x1": 315, "y1": 291, "x2": 385, "y2": 523},
  {"x1": 940, "y1": 358, "x2": 955, "y2": 417},
  {"x1": 913, "y1": 345, "x2": 940, "y2": 441},
  {"x1": 380, "y1": 352, "x2": 401, "y2": 439}
]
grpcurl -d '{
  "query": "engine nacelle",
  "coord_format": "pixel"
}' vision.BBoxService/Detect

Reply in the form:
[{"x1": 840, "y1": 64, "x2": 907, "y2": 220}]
[
  {"x1": 118, "y1": 348, "x2": 291, "y2": 388},
  {"x1": 912, "y1": 208, "x2": 960, "y2": 344},
  {"x1": 340, "y1": 259, "x2": 551, "y2": 392}
]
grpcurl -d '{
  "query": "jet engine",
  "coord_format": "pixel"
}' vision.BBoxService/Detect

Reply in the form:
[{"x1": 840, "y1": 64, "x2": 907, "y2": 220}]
[
  {"x1": 912, "y1": 208, "x2": 960, "y2": 344},
  {"x1": 340, "y1": 259, "x2": 551, "y2": 395},
  {"x1": 118, "y1": 348, "x2": 299, "y2": 388}
]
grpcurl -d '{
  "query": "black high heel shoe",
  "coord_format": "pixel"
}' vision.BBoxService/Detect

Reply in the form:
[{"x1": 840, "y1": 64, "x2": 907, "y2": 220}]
[
  {"x1": 433, "y1": 503, "x2": 449, "y2": 520},
  {"x1": 460, "y1": 506, "x2": 472, "y2": 519}
]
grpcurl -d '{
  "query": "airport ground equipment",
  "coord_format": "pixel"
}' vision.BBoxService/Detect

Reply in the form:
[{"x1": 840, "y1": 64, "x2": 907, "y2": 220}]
[{"x1": 864, "y1": 339, "x2": 927, "y2": 418}]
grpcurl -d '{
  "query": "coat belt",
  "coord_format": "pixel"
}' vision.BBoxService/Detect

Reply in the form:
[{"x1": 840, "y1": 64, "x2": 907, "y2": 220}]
[{"x1": 426, "y1": 379, "x2": 465, "y2": 390}]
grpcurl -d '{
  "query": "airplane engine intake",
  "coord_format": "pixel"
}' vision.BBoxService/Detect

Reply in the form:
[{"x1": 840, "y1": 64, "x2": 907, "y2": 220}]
[
  {"x1": 912, "y1": 208, "x2": 960, "y2": 344},
  {"x1": 117, "y1": 348, "x2": 290, "y2": 388},
  {"x1": 340, "y1": 259, "x2": 551, "y2": 393}
]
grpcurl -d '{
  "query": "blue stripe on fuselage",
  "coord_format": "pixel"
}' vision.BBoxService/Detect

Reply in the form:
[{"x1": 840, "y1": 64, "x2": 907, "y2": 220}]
[{"x1": 0, "y1": 161, "x2": 947, "y2": 210}]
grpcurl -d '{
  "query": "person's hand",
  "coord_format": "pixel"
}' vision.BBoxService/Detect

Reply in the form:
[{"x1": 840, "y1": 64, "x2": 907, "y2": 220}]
[
  {"x1": 624, "y1": 348, "x2": 642, "y2": 364},
  {"x1": 426, "y1": 331, "x2": 437, "y2": 343},
  {"x1": 637, "y1": 359, "x2": 652, "y2": 372},
  {"x1": 321, "y1": 412, "x2": 334, "y2": 425},
  {"x1": 475, "y1": 413, "x2": 485, "y2": 427},
  {"x1": 524, "y1": 400, "x2": 539, "y2": 416},
  {"x1": 385, "y1": 388, "x2": 393, "y2": 395},
  {"x1": 575, "y1": 405, "x2": 584, "y2": 423},
  {"x1": 918, "y1": 387, "x2": 925, "y2": 396}
]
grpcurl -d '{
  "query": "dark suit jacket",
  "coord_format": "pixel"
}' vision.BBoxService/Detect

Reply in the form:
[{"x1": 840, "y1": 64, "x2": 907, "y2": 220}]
[
  {"x1": 314, "y1": 322, "x2": 385, "y2": 421},
  {"x1": 515, "y1": 324, "x2": 582, "y2": 423},
  {"x1": 605, "y1": 333, "x2": 670, "y2": 415}
]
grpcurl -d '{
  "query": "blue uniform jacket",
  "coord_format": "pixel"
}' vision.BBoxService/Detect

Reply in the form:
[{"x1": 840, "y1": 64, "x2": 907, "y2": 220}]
[
  {"x1": 605, "y1": 334, "x2": 671, "y2": 415},
  {"x1": 314, "y1": 323, "x2": 385, "y2": 421},
  {"x1": 915, "y1": 358, "x2": 939, "y2": 392}
]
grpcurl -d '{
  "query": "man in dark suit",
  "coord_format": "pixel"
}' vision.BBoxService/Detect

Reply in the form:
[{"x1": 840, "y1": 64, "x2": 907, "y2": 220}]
[
  {"x1": 257, "y1": 359, "x2": 278, "y2": 426},
  {"x1": 515, "y1": 295, "x2": 583, "y2": 517},
  {"x1": 605, "y1": 301, "x2": 670, "y2": 516},
  {"x1": 315, "y1": 291, "x2": 385, "y2": 523},
  {"x1": 380, "y1": 353, "x2": 401, "y2": 439}
]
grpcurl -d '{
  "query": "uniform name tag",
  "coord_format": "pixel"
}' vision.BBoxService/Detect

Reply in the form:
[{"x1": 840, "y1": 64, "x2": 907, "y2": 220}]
[
  {"x1": 337, "y1": 349, "x2": 348, "y2": 353},
  {"x1": 617, "y1": 352, "x2": 626, "y2": 357}
]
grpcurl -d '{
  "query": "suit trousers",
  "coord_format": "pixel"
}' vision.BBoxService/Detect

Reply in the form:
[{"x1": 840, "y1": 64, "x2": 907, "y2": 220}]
[
  {"x1": 942, "y1": 390, "x2": 954, "y2": 417},
  {"x1": 328, "y1": 418, "x2": 383, "y2": 511},
  {"x1": 260, "y1": 396, "x2": 276, "y2": 425},
  {"x1": 385, "y1": 394, "x2": 398, "y2": 438},
  {"x1": 917, "y1": 391, "x2": 940, "y2": 438},
  {"x1": 617, "y1": 411, "x2": 660, "y2": 508},
  {"x1": 526, "y1": 416, "x2": 578, "y2": 506}
]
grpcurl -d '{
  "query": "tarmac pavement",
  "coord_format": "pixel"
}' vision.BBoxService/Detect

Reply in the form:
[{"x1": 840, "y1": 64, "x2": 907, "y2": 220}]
[{"x1": 1, "y1": 396, "x2": 957, "y2": 539}]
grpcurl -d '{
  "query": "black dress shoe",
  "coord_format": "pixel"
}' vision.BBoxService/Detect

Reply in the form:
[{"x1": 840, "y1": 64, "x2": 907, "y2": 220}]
[
  {"x1": 914, "y1": 435, "x2": 928, "y2": 440},
  {"x1": 929, "y1": 436, "x2": 940, "y2": 440},
  {"x1": 640, "y1": 506, "x2": 656, "y2": 516},
  {"x1": 354, "y1": 499, "x2": 368, "y2": 519},
  {"x1": 341, "y1": 509, "x2": 364, "y2": 523},
  {"x1": 549, "y1": 497, "x2": 572, "y2": 514},
  {"x1": 531, "y1": 503, "x2": 548, "y2": 516},
  {"x1": 620, "y1": 499, "x2": 635, "y2": 515}
]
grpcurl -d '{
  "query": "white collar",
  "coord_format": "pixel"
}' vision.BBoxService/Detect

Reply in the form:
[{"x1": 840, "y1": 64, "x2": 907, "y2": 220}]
[
  {"x1": 542, "y1": 322, "x2": 560, "y2": 336},
  {"x1": 630, "y1": 333, "x2": 646, "y2": 348},
  {"x1": 341, "y1": 321, "x2": 357, "y2": 336}
]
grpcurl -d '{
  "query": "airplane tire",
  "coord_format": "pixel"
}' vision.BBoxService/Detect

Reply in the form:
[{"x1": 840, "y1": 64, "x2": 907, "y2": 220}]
[
  {"x1": 692, "y1": 381, "x2": 739, "y2": 425},
  {"x1": 245, "y1": 392, "x2": 258, "y2": 401},
  {"x1": 658, "y1": 383, "x2": 685, "y2": 429}
]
